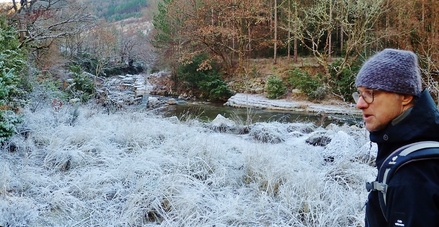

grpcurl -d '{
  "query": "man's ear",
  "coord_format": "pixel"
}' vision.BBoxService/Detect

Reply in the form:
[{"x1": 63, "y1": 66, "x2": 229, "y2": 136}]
[{"x1": 401, "y1": 94, "x2": 414, "y2": 106}]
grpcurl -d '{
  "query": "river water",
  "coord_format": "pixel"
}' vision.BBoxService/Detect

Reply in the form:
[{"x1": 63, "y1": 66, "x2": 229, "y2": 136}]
[
  {"x1": 102, "y1": 74, "x2": 361, "y2": 126},
  {"x1": 159, "y1": 100, "x2": 362, "y2": 127}
]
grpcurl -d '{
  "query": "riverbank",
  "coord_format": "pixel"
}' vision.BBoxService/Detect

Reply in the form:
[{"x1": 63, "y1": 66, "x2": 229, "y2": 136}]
[
  {"x1": 93, "y1": 73, "x2": 361, "y2": 117},
  {"x1": 225, "y1": 93, "x2": 361, "y2": 116}
]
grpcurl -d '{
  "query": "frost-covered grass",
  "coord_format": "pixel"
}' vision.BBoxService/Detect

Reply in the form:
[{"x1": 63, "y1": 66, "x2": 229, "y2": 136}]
[{"x1": 0, "y1": 103, "x2": 376, "y2": 227}]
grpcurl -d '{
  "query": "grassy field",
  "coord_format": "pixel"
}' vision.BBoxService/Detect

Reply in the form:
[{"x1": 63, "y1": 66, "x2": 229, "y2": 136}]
[{"x1": 0, "y1": 101, "x2": 374, "y2": 226}]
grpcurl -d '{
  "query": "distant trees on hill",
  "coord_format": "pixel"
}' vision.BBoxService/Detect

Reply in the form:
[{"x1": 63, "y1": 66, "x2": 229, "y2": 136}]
[
  {"x1": 100, "y1": 0, "x2": 149, "y2": 21},
  {"x1": 86, "y1": 0, "x2": 149, "y2": 21}
]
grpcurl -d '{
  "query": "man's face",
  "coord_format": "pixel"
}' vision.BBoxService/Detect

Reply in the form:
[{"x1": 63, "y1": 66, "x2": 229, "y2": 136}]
[{"x1": 355, "y1": 87, "x2": 412, "y2": 132}]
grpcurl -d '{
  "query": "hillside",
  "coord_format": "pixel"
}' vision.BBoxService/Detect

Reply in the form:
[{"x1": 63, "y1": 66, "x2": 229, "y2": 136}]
[{"x1": 83, "y1": 0, "x2": 150, "y2": 21}]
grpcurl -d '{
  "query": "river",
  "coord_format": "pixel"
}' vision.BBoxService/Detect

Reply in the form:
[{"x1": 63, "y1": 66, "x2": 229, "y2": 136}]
[{"x1": 158, "y1": 100, "x2": 362, "y2": 127}]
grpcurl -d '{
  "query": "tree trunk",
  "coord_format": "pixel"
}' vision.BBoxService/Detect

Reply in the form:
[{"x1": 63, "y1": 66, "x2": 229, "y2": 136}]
[
  {"x1": 294, "y1": 1, "x2": 298, "y2": 63},
  {"x1": 328, "y1": 0, "x2": 332, "y2": 60},
  {"x1": 273, "y1": 0, "x2": 278, "y2": 64},
  {"x1": 340, "y1": 25, "x2": 343, "y2": 52},
  {"x1": 287, "y1": 0, "x2": 291, "y2": 59}
]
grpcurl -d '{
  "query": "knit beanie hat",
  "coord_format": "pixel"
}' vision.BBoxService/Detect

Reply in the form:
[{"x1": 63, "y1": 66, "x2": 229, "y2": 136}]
[{"x1": 355, "y1": 48, "x2": 422, "y2": 96}]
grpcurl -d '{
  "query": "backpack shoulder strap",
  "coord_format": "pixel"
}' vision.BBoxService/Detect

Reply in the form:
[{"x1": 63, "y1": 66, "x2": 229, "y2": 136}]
[{"x1": 366, "y1": 141, "x2": 439, "y2": 221}]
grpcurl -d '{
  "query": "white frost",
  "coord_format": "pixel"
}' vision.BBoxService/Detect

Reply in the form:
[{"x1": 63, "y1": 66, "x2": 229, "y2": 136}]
[
  {"x1": 0, "y1": 103, "x2": 375, "y2": 227},
  {"x1": 225, "y1": 93, "x2": 361, "y2": 115}
]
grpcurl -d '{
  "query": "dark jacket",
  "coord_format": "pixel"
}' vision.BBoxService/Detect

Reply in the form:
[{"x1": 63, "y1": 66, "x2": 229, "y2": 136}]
[{"x1": 366, "y1": 89, "x2": 439, "y2": 227}]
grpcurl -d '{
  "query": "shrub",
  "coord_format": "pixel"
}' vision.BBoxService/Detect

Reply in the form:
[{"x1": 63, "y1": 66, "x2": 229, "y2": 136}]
[
  {"x1": 67, "y1": 65, "x2": 95, "y2": 102},
  {"x1": 265, "y1": 75, "x2": 286, "y2": 99},
  {"x1": 199, "y1": 77, "x2": 233, "y2": 102},
  {"x1": 27, "y1": 80, "x2": 68, "y2": 113},
  {"x1": 288, "y1": 68, "x2": 325, "y2": 100},
  {"x1": 177, "y1": 54, "x2": 232, "y2": 102},
  {"x1": 329, "y1": 60, "x2": 361, "y2": 102},
  {"x1": 0, "y1": 16, "x2": 27, "y2": 142},
  {"x1": 0, "y1": 110, "x2": 21, "y2": 143}
]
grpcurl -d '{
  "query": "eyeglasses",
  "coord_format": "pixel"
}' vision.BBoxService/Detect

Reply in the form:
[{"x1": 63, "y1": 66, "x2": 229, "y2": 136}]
[{"x1": 352, "y1": 89, "x2": 376, "y2": 104}]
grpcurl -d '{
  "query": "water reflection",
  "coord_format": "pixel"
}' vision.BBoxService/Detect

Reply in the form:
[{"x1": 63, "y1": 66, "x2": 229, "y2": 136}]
[{"x1": 159, "y1": 101, "x2": 362, "y2": 127}]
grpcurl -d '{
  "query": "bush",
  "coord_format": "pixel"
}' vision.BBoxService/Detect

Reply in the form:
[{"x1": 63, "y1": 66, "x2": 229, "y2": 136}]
[
  {"x1": 0, "y1": 16, "x2": 27, "y2": 142},
  {"x1": 329, "y1": 61, "x2": 361, "y2": 101},
  {"x1": 199, "y1": 77, "x2": 233, "y2": 101},
  {"x1": 265, "y1": 75, "x2": 286, "y2": 99},
  {"x1": 67, "y1": 65, "x2": 95, "y2": 102},
  {"x1": 329, "y1": 60, "x2": 361, "y2": 102},
  {"x1": 177, "y1": 54, "x2": 232, "y2": 102},
  {"x1": 288, "y1": 68, "x2": 325, "y2": 100},
  {"x1": 0, "y1": 110, "x2": 21, "y2": 143}
]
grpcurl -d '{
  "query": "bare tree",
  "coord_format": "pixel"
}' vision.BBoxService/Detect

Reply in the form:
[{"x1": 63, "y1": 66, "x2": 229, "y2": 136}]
[
  {"x1": 282, "y1": 0, "x2": 386, "y2": 78},
  {"x1": 4, "y1": 0, "x2": 95, "y2": 73},
  {"x1": 334, "y1": 0, "x2": 387, "y2": 69},
  {"x1": 82, "y1": 22, "x2": 118, "y2": 77},
  {"x1": 8, "y1": 0, "x2": 95, "y2": 48},
  {"x1": 296, "y1": 0, "x2": 335, "y2": 76}
]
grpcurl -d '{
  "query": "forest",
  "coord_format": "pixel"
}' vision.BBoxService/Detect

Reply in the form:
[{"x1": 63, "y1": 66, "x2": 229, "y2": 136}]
[
  {"x1": 1, "y1": 0, "x2": 439, "y2": 141},
  {"x1": 151, "y1": 0, "x2": 439, "y2": 102}
]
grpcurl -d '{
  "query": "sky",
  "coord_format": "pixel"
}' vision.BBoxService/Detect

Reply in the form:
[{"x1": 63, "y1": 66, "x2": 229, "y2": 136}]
[{"x1": 0, "y1": 0, "x2": 11, "y2": 2}]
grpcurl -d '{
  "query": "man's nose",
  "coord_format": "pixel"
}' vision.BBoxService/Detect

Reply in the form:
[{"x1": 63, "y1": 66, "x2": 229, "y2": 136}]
[{"x1": 355, "y1": 96, "x2": 369, "y2": 109}]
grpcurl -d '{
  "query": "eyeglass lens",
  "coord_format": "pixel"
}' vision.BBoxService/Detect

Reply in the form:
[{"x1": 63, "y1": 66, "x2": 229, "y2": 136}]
[{"x1": 352, "y1": 90, "x2": 374, "y2": 104}]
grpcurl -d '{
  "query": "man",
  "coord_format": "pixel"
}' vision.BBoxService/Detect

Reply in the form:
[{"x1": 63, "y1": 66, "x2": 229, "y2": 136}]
[{"x1": 353, "y1": 48, "x2": 439, "y2": 226}]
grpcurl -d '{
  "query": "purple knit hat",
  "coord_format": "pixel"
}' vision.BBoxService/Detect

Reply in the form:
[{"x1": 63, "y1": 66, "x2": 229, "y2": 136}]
[{"x1": 355, "y1": 48, "x2": 422, "y2": 96}]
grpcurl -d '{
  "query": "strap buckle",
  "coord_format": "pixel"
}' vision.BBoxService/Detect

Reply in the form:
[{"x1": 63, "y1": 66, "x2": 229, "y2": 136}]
[{"x1": 366, "y1": 181, "x2": 387, "y2": 192}]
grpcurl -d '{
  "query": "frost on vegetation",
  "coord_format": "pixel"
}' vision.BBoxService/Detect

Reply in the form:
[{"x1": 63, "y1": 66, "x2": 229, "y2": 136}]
[
  {"x1": 0, "y1": 196, "x2": 39, "y2": 227},
  {"x1": 0, "y1": 103, "x2": 375, "y2": 226},
  {"x1": 248, "y1": 122, "x2": 290, "y2": 143}
]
